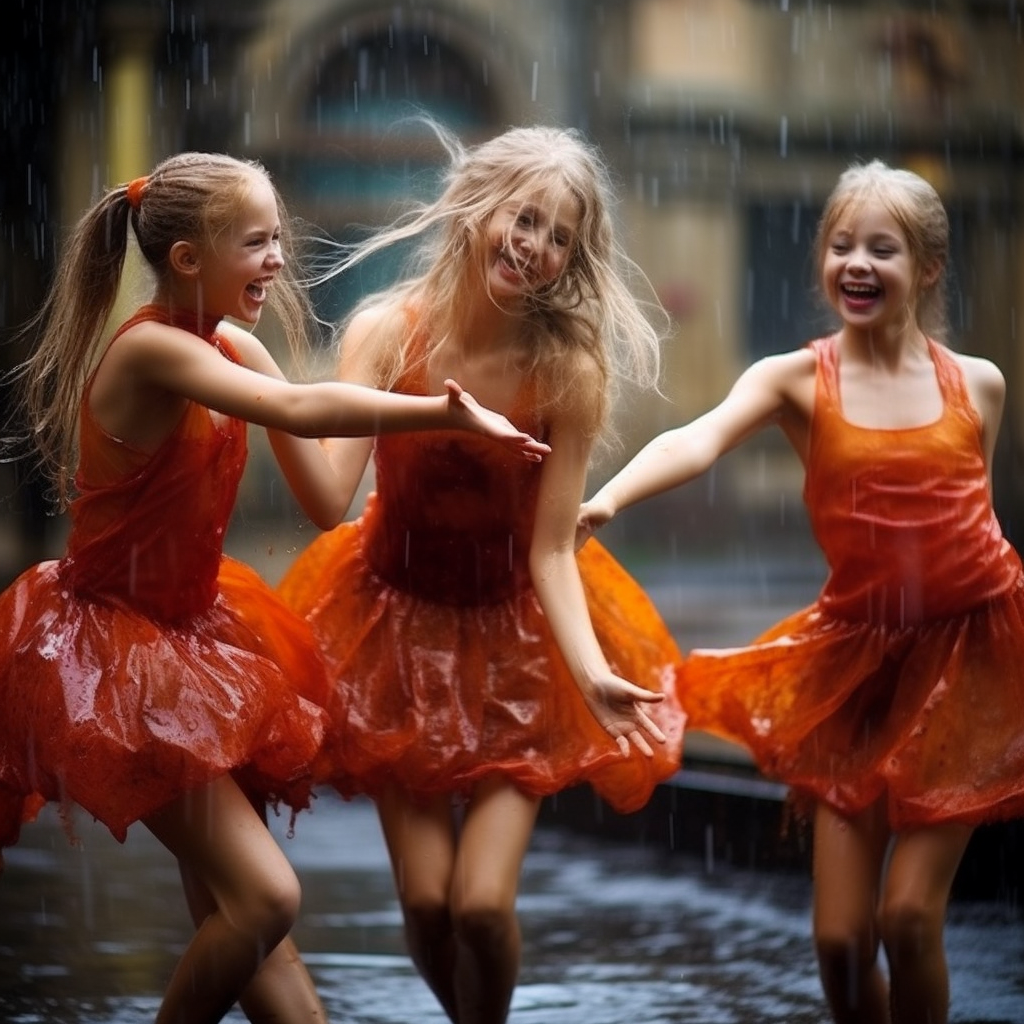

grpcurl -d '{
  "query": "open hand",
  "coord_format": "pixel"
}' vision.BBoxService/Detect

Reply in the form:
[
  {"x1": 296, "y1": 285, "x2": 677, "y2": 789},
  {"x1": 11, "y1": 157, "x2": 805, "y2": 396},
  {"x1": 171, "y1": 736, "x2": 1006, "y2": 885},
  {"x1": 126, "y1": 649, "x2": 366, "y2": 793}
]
[
  {"x1": 575, "y1": 495, "x2": 615, "y2": 551},
  {"x1": 444, "y1": 378, "x2": 551, "y2": 461},
  {"x1": 580, "y1": 672, "x2": 667, "y2": 757}
]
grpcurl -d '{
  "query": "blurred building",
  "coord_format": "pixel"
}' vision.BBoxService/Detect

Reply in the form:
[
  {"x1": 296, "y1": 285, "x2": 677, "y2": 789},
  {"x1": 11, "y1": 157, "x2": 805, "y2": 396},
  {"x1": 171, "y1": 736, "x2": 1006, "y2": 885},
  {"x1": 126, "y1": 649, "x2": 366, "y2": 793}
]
[{"x1": 2, "y1": 0, "x2": 1022, "y2": 588}]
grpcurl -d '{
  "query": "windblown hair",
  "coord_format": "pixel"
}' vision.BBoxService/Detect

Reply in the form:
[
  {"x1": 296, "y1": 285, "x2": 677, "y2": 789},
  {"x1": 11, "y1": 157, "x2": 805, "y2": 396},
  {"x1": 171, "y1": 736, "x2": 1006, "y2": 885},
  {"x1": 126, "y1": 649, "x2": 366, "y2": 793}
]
[
  {"x1": 814, "y1": 159, "x2": 950, "y2": 341},
  {"x1": 322, "y1": 121, "x2": 665, "y2": 443},
  {"x1": 9, "y1": 152, "x2": 313, "y2": 510}
]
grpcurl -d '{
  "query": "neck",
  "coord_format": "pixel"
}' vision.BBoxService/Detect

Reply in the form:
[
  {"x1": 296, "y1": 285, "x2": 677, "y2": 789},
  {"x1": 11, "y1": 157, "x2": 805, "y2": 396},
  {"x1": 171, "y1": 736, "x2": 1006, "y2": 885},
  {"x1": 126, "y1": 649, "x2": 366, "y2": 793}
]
[
  {"x1": 149, "y1": 290, "x2": 222, "y2": 338},
  {"x1": 838, "y1": 322, "x2": 929, "y2": 370},
  {"x1": 449, "y1": 282, "x2": 528, "y2": 357}
]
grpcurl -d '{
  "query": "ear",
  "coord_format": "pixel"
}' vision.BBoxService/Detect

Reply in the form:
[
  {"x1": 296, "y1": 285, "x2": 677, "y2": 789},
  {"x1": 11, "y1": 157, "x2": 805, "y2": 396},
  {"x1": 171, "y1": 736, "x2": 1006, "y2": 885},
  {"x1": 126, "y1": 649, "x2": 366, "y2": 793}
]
[
  {"x1": 919, "y1": 259, "x2": 943, "y2": 290},
  {"x1": 169, "y1": 240, "x2": 201, "y2": 278}
]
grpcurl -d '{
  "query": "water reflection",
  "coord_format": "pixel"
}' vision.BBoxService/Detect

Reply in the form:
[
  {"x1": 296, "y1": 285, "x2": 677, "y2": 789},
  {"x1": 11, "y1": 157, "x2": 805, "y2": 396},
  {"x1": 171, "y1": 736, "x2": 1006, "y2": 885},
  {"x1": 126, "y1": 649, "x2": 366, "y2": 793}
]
[{"x1": 1, "y1": 795, "x2": 1021, "y2": 1023}]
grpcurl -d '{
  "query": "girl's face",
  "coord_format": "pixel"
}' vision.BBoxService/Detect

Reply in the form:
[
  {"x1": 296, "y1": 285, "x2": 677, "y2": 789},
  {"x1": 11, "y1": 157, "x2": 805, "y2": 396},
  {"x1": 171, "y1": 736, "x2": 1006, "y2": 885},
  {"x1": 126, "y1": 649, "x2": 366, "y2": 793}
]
[
  {"x1": 194, "y1": 176, "x2": 284, "y2": 324},
  {"x1": 484, "y1": 185, "x2": 581, "y2": 302},
  {"x1": 821, "y1": 198, "x2": 920, "y2": 334}
]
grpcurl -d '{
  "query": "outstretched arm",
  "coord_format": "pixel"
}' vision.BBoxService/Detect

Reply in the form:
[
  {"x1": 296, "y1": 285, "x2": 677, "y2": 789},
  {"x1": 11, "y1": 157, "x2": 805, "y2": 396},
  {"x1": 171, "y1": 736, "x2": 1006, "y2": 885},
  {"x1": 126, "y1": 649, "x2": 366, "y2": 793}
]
[
  {"x1": 530, "y1": 373, "x2": 666, "y2": 756},
  {"x1": 578, "y1": 351, "x2": 810, "y2": 545},
  {"x1": 104, "y1": 317, "x2": 550, "y2": 529},
  {"x1": 219, "y1": 323, "x2": 548, "y2": 528}
]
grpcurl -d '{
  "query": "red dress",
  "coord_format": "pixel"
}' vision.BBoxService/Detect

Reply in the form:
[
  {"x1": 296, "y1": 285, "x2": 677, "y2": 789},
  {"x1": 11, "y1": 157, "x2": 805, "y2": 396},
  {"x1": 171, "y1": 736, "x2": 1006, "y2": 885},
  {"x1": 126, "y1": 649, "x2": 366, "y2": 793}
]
[
  {"x1": 679, "y1": 336, "x2": 1024, "y2": 828},
  {"x1": 0, "y1": 306, "x2": 330, "y2": 848},
  {"x1": 279, "y1": 354, "x2": 685, "y2": 814}
]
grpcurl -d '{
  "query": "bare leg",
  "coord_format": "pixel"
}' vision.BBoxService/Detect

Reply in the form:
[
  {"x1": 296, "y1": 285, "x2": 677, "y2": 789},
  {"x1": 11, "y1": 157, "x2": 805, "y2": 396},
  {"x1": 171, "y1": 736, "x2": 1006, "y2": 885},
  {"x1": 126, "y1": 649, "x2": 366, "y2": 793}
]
[
  {"x1": 449, "y1": 778, "x2": 540, "y2": 1024},
  {"x1": 879, "y1": 823, "x2": 972, "y2": 1024},
  {"x1": 178, "y1": 834, "x2": 327, "y2": 1023},
  {"x1": 812, "y1": 800, "x2": 892, "y2": 1024},
  {"x1": 143, "y1": 776, "x2": 306, "y2": 1024},
  {"x1": 377, "y1": 786, "x2": 460, "y2": 1022}
]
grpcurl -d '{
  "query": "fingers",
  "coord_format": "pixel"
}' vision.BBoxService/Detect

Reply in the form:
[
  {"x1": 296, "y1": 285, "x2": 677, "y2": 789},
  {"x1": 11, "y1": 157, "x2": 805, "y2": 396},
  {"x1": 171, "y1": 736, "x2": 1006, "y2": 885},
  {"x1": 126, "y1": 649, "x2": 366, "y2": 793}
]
[
  {"x1": 511, "y1": 435, "x2": 550, "y2": 462},
  {"x1": 633, "y1": 690, "x2": 665, "y2": 705},
  {"x1": 635, "y1": 706, "x2": 666, "y2": 744},
  {"x1": 628, "y1": 730, "x2": 655, "y2": 757}
]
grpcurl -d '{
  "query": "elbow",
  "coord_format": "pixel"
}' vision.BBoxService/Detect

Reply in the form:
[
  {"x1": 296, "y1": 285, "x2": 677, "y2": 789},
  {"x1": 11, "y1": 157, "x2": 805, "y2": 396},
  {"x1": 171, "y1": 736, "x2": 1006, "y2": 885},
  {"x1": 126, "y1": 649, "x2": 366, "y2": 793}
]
[
  {"x1": 306, "y1": 495, "x2": 349, "y2": 532},
  {"x1": 308, "y1": 510, "x2": 343, "y2": 532},
  {"x1": 291, "y1": 485, "x2": 351, "y2": 532}
]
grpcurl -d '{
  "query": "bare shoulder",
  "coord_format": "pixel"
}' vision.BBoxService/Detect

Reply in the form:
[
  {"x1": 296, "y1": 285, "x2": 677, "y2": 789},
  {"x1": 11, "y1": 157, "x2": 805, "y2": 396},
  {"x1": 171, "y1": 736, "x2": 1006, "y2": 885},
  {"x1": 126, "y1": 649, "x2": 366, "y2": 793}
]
[
  {"x1": 736, "y1": 346, "x2": 817, "y2": 403},
  {"x1": 107, "y1": 317, "x2": 204, "y2": 373},
  {"x1": 951, "y1": 350, "x2": 1005, "y2": 397},
  {"x1": 335, "y1": 300, "x2": 403, "y2": 382},
  {"x1": 754, "y1": 346, "x2": 818, "y2": 382},
  {"x1": 548, "y1": 348, "x2": 604, "y2": 429},
  {"x1": 949, "y1": 350, "x2": 1006, "y2": 437}
]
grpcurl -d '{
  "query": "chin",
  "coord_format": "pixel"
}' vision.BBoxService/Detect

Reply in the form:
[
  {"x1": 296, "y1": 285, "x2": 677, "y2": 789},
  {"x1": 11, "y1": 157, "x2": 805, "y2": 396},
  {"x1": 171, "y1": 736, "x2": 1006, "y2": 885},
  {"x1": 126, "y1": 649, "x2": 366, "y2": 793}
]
[{"x1": 236, "y1": 307, "x2": 262, "y2": 325}]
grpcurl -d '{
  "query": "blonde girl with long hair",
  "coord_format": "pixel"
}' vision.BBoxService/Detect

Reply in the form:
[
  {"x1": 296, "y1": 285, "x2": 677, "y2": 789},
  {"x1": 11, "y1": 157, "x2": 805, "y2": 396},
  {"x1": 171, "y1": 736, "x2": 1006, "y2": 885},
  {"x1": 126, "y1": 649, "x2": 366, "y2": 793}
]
[{"x1": 279, "y1": 123, "x2": 686, "y2": 1024}]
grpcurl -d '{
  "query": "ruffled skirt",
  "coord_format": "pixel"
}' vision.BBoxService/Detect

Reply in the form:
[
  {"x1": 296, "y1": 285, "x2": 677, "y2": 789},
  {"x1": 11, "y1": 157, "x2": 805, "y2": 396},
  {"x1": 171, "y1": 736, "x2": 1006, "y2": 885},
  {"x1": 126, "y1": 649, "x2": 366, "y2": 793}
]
[
  {"x1": 677, "y1": 576, "x2": 1024, "y2": 828},
  {"x1": 280, "y1": 529, "x2": 685, "y2": 814},
  {"x1": 0, "y1": 557, "x2": 330, "y2": 847}
]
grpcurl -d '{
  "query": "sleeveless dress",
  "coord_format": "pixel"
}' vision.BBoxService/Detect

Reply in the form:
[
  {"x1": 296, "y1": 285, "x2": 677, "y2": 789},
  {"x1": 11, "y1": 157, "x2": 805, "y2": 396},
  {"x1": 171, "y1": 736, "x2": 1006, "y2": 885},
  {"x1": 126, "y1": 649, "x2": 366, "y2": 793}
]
[
  {"x1": 0, "y1": 305, "x2": 330, "y2": 848},
  {"x1": 279, "y1": 349, "x2": 685, "y2": 814},
  {"x1": 678, "y1": 336, "x2": 1024, "y2": 828}
]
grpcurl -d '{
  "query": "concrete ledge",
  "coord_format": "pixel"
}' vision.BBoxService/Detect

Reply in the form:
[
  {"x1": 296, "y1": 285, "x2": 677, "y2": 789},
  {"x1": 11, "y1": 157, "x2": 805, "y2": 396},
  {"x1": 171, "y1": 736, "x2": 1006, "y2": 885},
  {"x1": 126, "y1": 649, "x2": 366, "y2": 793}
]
[{"x1": 539, "y1": 738, "x2": 1024, "y2": 905}]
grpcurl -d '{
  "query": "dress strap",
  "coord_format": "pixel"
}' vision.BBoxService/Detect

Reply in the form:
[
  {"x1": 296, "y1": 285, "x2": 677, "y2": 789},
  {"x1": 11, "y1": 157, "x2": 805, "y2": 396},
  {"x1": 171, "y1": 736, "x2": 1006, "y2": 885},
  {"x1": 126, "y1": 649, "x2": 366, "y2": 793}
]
[{"x1": 925, "y1": 338, "x2": 982, "y2": 434}]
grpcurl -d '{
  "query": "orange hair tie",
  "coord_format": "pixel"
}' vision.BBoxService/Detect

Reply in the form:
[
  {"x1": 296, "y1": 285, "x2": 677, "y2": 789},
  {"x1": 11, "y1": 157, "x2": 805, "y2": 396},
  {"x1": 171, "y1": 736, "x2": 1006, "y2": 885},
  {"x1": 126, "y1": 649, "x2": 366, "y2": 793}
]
[{"x1": 126, "y1": 175, "x2": 149, "y2": 210}]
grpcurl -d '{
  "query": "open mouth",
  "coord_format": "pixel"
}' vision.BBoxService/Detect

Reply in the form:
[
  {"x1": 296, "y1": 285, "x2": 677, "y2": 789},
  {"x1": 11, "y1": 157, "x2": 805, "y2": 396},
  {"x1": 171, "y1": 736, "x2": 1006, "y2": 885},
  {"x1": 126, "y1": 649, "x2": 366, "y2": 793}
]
[
  {"x1": 245, "y1": 281, "x2": 269, "y2": 302},
  {"x1": 841, "y1": 283, "x2": 881, "y2": 300},
  {"x1": 498, "y1": 249, "x2": 531, "y2": 282}
]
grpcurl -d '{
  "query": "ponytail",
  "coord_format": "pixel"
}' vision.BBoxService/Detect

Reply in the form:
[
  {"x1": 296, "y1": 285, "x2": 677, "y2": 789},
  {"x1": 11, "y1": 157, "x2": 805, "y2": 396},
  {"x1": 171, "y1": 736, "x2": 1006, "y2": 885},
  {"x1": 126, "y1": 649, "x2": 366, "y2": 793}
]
[{"x1": 10, "y1": 187, "x2": 133, "y2": 509}]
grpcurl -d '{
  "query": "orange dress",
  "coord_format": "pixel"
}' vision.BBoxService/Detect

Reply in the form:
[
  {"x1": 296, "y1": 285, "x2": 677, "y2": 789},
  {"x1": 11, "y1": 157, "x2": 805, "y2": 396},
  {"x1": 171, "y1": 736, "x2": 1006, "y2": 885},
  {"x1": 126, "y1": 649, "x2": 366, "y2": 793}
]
[
  {"x1": 679, "y1": 336, "x2": 1024, "y2": 828},
  {"x1": 0, "y1": 306, "x2": 330, "y2": 848},
  {"x1": 279, "y1": 355, "x2": 685, "y2": 814}
]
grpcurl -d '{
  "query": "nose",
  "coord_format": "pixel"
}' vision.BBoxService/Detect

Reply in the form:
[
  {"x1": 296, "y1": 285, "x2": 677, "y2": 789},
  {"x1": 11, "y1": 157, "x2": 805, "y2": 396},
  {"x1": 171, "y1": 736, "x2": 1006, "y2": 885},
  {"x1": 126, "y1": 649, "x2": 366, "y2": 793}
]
[
  {"x1": 846, "y1": 245, "x2": 871, "y2": 272},
  {"x1": 511, "y1": 225, "x2": 537, "y2": 257},
  {"x1": 266, "y1": 240, "x2": 284, "y2": 269}
]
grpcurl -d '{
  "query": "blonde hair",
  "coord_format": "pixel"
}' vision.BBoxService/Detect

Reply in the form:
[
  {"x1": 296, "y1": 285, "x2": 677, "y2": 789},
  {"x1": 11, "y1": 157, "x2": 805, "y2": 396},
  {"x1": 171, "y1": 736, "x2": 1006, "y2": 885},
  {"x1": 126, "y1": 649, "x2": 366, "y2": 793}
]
[
  {"x1": 322, "y1": 121, "x2": 665, "y2": 441},
  {"x1": 9, "y1": 152, "x2": 313, "y2": 509},
  {"x1": 814, "y1": 159, "x2": 950, "y2": 340}
]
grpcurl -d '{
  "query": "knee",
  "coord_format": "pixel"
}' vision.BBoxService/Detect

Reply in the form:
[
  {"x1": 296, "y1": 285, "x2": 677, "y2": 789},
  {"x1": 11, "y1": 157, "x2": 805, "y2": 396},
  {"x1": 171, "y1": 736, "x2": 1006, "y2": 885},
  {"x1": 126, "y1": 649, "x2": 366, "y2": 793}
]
[
  {"x1": 878, "y1": 896, "x2": 940, "y2": 961},
  {"x1": 814, "y1": 921, "x2": 879, "y2": 981},
  {"x1": 401, "y1": 894, "x2": 452, "y2": 943},
  {"x1": 232, "y1": 866, "x2": 302, "y2": 946},
  {"x1": 451, "y1": 895, "x2": 515, "y2": 951}
]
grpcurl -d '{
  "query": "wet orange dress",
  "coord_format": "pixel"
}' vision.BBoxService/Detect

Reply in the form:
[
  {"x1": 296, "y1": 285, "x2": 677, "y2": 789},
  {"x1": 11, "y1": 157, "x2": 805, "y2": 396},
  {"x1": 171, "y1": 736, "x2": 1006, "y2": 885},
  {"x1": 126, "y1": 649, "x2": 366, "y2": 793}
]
[
  {"x1": 0, "y1": 305, "x2": 330, "y2": 848},
  {"x1": 279, "y1": 353, "x2": 685, "y2": 814},
  {"x1": 679, "y1": 336, "x2": 1024, "y2": 828}
]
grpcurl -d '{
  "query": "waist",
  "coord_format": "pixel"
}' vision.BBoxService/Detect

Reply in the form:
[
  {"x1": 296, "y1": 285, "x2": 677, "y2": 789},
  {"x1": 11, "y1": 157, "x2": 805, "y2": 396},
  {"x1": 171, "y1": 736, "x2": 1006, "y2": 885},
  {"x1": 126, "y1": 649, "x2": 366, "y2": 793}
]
[
  {"x1": 819, "y1": 547, "x2": 1022, "y2": 625},
  {"x1": 362, "y1": 512, "x2": 531, "y2": 607},
  {"x1": 63, "y1": 533, "x2": 222, "y2": 622}
]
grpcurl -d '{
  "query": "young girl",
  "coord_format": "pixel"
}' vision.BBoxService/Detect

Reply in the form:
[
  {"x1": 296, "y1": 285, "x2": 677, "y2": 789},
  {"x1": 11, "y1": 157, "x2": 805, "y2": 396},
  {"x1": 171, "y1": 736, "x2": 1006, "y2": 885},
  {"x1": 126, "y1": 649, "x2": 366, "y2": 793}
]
[
  {"x1": 278, "y1": 124, "x2": 686, "y2": 1024},
  {"x1": 577, "y1": 160, "x2": 1024, "y2": 1024},
  {"x1": 0, "y1": 151, "x2": 548, "y2": 1024}
]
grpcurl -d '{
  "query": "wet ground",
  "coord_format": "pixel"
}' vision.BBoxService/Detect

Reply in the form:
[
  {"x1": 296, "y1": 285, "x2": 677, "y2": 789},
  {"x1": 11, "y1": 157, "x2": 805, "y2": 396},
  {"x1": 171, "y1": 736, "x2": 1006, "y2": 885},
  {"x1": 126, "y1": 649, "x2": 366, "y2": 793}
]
[{"x1": 2, "y1": 794, "x2": 1022, "y2": 1024}]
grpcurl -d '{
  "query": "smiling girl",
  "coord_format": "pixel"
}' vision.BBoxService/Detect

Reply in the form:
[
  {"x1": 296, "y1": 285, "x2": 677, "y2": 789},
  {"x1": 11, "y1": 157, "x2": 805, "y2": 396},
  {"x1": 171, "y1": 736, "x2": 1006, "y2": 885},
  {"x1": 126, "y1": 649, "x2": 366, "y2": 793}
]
[
  {"x1": 577, "y1": 160, "x2": 1024, "y2": 1023},
  {"x1": 0, "y1": 151, "x2": 548, "y2": 1024},
  {"x1": 279, "y1": 124, "x2": 685, "y2": 1024}
]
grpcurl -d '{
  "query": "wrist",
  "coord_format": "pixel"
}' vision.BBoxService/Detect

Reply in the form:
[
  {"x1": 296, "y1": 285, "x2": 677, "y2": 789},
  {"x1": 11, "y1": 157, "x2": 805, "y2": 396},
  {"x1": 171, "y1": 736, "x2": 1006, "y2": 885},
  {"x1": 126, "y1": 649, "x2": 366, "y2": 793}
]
[{"x1": 594, "y1": 487, "x2": 618, "y2": 520}]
